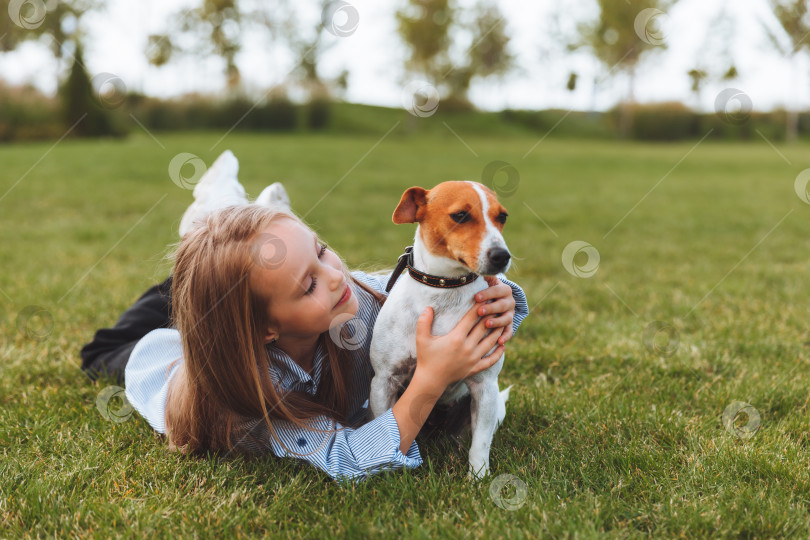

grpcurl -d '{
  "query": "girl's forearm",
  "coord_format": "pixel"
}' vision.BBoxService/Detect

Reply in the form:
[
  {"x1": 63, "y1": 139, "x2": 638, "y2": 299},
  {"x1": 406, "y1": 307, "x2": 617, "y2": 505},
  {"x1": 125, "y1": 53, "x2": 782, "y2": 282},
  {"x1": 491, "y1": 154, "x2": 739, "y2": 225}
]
[{"x1": 391, "y1": 368, "x2": 446, "y2": 454}]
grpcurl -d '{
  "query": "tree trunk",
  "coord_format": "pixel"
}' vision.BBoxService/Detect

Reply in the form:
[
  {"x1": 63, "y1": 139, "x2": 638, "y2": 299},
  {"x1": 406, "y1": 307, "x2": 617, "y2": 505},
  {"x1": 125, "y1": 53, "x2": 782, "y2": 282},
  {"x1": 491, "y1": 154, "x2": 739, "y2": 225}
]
[
  {"x1": 787, "y1": 54, "x2": 800, "y2": 143},
  {"x1": 618, "y1": 66, "x2": 636, "y2": 139},
  {"x1": 787, "y1": 110, "x2": 798, "y2": 144}
]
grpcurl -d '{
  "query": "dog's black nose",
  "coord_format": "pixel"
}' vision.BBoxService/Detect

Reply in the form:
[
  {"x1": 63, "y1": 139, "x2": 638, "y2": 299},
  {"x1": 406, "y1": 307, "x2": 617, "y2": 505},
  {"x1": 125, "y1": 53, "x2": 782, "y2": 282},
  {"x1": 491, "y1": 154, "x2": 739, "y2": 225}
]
[{"x1": 487, "y1": 247, "x2": 511, "y2": 268}]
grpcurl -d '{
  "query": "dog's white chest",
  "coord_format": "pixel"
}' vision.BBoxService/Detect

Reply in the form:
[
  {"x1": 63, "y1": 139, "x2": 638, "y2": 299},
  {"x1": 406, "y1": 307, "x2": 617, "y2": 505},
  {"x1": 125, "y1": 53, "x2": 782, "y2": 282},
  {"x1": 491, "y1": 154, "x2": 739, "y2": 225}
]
[
  {"x1": 394, "y1": 276, "x2": 485, "y2": 322},
  {"x1": 371, "y1": 276, "x2": 490, "y2": 367}
]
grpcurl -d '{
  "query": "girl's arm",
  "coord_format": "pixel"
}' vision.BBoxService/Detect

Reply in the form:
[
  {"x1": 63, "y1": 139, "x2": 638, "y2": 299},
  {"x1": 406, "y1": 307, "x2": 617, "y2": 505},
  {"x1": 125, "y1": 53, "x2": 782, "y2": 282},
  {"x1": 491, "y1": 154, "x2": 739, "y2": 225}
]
[
  {"x1": 392, "y1": 303, "x2": 506, "y2": 453},
  {"x1": 126, "y1": 328, "x2": 425, "y2": 481},
  {"x1": 236, "y1": 302, "x2": 504, "y2": 474}
]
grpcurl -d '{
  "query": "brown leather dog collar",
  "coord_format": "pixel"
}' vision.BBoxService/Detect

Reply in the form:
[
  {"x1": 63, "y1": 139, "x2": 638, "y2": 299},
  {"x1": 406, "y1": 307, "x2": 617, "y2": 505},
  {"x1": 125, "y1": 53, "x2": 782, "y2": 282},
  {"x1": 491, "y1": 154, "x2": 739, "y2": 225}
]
[{"x1": 385, "y1": 246, "x2": 479, "y2": 293}]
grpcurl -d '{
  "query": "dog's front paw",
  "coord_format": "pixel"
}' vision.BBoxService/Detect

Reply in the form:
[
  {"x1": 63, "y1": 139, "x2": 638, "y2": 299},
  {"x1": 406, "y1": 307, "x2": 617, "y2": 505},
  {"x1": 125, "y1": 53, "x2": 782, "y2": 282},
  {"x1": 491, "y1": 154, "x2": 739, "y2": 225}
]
[{"x1": 468, "y1": 460, "x2": 490, "y2": 480}]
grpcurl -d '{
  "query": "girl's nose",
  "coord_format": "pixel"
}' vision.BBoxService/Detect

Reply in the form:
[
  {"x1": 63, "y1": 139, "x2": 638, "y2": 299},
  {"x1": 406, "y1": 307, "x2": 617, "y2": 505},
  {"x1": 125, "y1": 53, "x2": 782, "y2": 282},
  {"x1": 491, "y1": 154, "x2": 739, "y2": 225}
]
[{"x1": 328, "y1": 263, "x2": 344, "y2": 290}]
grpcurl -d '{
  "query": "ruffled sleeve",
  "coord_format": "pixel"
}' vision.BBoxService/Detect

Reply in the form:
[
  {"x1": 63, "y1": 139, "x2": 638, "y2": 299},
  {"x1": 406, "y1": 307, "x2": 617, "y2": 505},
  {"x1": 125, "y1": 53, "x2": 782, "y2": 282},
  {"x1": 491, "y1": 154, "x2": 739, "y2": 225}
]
[
  {"x1": 236, "y1": 409, "x2": 422, "y2": 481},
  {"x1": 124, "y1": 328, "x2": 183, "y2": 434},
  {"x1": 124, "y1": 327, "x2": 422, "y2": 482}
]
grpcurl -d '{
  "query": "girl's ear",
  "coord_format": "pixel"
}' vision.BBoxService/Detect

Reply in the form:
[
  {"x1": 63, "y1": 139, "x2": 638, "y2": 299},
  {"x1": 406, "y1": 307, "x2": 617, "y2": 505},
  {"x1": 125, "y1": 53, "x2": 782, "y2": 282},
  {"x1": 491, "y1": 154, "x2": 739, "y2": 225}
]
[{"x1": 265, "y1": 328, "x2": 279, "y2": 344}]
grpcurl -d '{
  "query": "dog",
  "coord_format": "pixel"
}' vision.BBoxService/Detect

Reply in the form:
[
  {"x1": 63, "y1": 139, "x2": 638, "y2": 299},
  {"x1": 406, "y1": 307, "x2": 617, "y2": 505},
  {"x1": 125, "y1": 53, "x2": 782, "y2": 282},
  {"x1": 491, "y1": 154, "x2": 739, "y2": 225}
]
[{"x1": 369, "y1": 180, "x2": 512, "y2": 479}]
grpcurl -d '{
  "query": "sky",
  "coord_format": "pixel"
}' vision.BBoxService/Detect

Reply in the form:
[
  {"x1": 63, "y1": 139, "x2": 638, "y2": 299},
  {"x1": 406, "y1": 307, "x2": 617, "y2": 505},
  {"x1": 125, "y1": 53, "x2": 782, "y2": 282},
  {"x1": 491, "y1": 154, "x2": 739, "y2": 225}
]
[{"x1": 0, "y1": 0, "x2": 806, "y2": 113}]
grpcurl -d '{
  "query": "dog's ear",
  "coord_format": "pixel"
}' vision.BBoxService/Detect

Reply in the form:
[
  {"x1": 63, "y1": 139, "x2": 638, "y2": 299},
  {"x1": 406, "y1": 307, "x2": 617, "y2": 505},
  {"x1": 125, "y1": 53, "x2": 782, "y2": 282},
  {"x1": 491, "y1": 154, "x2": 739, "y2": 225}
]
[{"x1": 393, "y1": 187, "x2": 428, "y2": 224}]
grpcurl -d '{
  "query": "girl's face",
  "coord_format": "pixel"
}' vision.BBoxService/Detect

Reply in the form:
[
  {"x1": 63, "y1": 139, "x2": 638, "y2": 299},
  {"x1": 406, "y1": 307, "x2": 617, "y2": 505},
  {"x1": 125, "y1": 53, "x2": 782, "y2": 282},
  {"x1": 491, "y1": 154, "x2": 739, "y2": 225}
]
[{"x1": 249, "y1": 218, "x2": 359, "y2": 342}]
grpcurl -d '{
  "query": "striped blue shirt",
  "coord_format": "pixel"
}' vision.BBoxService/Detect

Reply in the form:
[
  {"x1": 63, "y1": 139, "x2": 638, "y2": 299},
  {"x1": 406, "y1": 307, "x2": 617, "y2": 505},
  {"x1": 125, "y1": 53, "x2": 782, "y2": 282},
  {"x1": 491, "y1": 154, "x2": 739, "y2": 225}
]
[{"x1": 125, "y1": 271, "x2": 529, "y2": 481}]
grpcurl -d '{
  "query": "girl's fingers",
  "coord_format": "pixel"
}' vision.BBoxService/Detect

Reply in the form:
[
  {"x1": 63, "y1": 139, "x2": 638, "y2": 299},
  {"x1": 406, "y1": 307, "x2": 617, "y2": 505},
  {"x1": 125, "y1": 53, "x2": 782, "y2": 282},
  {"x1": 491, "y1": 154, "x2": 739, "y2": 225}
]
[
  {"x1": 467, "y1": 315, "x2": 494, "y2": 342},
  {"x1": 472, "y1": 343, "x2": 506, "y2": 374},
  {"x1": 416, "y1": 306, "x2": 435, "y2": 339},
  {"x1": 481, "y1": 312, "x2": 512, "y2": 330},
  {"x1": 474, "y1": 326, "x2": 505, "y2": 358},
  {"x1": 475, "y1": 281, "x2": 510, "y2": 303},
  {"x1": 456, "y1": 302, "x2": 485, "y2": 336},
  {"x1": 498, "y1": 325, "x2": 514, "y2": 345},
  {"x1": 477, "y1": 298, "x2": 514, "y2": 316}
]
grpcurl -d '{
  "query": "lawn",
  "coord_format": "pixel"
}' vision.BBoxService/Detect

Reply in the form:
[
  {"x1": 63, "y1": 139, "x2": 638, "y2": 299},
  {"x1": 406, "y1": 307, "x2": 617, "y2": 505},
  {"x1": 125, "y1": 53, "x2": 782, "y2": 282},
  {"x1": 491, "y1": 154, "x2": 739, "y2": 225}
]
[{"x1": 1, "y1": 125, "x2": 810, "y2": 537}]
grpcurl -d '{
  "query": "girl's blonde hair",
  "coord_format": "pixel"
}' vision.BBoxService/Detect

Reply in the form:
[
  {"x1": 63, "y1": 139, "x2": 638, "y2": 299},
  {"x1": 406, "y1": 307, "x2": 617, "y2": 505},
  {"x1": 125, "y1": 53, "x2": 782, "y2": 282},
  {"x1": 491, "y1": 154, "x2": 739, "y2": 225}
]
[{"x1": 165, "y1": 204, "x2": 386, "y2": 455}]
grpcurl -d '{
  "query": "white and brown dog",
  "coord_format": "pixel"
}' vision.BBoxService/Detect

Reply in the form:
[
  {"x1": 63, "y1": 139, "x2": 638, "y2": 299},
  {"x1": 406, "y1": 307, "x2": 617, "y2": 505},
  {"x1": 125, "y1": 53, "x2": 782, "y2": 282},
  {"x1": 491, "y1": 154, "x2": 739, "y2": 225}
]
[{"x1": 369, "y1": 180, "x2": 512, "y2": 479}]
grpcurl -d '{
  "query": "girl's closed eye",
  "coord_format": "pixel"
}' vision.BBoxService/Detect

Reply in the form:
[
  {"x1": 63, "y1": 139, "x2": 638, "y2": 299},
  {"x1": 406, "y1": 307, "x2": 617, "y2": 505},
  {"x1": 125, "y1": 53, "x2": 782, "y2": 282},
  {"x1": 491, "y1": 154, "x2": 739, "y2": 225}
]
[{"x1": 305, "y1": 243, "x2": 329, "y2": 295}]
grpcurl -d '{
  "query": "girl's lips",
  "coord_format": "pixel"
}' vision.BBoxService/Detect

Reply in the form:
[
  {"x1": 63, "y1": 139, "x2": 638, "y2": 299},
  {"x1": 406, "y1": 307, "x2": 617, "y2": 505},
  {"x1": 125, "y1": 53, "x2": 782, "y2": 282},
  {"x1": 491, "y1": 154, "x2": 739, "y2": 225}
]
[{"x1": 334, "y1": 284, "x2": 351, "y2": 308}]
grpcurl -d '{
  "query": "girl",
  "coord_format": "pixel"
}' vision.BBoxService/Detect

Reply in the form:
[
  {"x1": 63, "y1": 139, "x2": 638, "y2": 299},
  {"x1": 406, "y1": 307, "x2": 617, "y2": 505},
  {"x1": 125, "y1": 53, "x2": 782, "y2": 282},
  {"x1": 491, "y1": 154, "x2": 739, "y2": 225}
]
[{"x1": 82, "y1": 193, "x2": 528, "y2": 481}]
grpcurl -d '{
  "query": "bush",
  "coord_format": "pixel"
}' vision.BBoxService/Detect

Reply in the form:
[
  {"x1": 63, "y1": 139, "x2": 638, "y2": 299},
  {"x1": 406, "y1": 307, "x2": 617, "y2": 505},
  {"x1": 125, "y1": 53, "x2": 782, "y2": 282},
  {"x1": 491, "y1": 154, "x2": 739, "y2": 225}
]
[
  {"x1": 629, "y1": 102, "x2": 699, "y2": 141},
  {"x1": 0, "y1": 83, "x2": 63, "y2": 142},
  {"x1": 125, "y1": 94, "x2": 299, "y2": 132},
  {"x1": 306, "y1": 98, "x2": 331, "y2": 130},
  {"x1": 249, "y1": 98, "x2": 298, "y2": 131},
  {"x1": 500, "y1": 108, "x2": 613, "y2": 139}
]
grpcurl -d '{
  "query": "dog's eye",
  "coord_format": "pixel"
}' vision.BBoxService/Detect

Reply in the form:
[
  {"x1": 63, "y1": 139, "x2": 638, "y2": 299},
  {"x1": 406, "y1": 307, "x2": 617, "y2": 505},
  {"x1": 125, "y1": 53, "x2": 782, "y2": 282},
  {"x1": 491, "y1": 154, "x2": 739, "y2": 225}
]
[
  {"x1": 450, "y1": 211, "x2": 470, "y2": 224},
  {"x1": 495, "y1": 212, "x2": 508, "y2": 224}
]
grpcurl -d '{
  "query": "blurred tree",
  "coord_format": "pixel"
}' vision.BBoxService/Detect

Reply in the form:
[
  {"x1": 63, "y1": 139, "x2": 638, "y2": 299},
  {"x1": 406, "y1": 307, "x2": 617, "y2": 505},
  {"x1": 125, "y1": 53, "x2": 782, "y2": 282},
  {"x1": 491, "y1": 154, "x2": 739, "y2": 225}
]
[
  {"x1": 147, "y1": 0, "x2": 243, "y2": 91},
  {"x1": 0, "y1": 0, "x2": 102, "y2": 71},
  {"x1": 574, "y1": 0, "x2": 678, "y2": 137},
  {"x1": 566, "y1": 72, "x2": 578, "y2": 92},
  {"x1": 722, "y1": 65, "x2": 738, "y2": 80},
  {"x1": 59, "y1": 43, "x2": 117, "y2": 137},
  {"x1": 281, "y1": 0, "x2": 355, "y2": 129},
  {"x1": 686, "y1": 3, "x2": 738, "y2": 112},
  {"x1": 285, "y1": 0, "x2": 336, "y2": 100},
  {"x1": 446, "y1": 2, "x2": 514, "y2": 104},
  {"x1": 766, "y1": 0, "x2": 810, "y2": 142},
  {"x1": 398, "y1": 0, "x2": 513, "y2": 106},
  {"x1": 1, "y1": 0, "x2": 113, "y2": 137},
  {"x1": 145, "y1": 33, "x2": 173, "y2": 68},
  {"x1": 687, "y1": 68, "x2": 707, "y2": 108},
  {"x1": 147, "y1": 0, "x2": 343, "y2": 102},
  {"x1": 397, "y1": 0, "x2": 454, "y2": 85}
]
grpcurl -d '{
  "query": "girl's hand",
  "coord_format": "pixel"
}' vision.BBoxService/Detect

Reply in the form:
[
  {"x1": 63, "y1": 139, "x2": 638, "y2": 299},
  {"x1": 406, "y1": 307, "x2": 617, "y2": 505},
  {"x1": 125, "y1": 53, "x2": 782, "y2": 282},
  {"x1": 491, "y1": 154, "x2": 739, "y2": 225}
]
[
  {"x1": 474, "y1": 276, "x2": 516, "y2": 346},
  {"x1": 414, "y1": 303, "x2": 505, "y2": 389}
]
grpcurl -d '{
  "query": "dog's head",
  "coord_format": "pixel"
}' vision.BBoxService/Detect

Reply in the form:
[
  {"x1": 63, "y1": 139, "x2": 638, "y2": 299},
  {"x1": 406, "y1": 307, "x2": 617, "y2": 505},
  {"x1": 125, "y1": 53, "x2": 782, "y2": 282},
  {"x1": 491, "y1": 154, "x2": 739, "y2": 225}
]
[{"x1": 393, "y1": 180, "x2": 510, "y2": 275}]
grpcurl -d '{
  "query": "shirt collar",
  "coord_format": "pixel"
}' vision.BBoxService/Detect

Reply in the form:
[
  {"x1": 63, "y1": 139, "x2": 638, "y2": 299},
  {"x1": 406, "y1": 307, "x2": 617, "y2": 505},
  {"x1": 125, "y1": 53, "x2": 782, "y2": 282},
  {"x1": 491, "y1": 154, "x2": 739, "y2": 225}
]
[{"x1": 266, "y1": 338, "x2": 326, "y2": 395}]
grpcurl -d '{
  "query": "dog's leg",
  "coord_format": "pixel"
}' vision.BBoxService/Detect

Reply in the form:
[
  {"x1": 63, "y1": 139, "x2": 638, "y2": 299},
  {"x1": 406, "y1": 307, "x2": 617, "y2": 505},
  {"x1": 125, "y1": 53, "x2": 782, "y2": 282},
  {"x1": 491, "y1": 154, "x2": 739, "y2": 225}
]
[
  {"x1": 369, "y1": 372, "x2": 398, "y2": 419},
  {"x1": 466, "y1": 375, "x2": 503, "y2": 479},
  {"x1": 369, "y1": 354, "x2": 417, "y2": 419}
]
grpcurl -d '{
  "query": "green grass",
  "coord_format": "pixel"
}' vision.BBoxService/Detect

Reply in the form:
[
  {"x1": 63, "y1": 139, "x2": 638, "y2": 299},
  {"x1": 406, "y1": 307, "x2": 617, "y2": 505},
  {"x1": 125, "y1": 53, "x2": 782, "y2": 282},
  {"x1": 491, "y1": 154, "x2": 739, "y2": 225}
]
[{"x1": 1, "y1": 125, "x2": 810, "y2": 538}]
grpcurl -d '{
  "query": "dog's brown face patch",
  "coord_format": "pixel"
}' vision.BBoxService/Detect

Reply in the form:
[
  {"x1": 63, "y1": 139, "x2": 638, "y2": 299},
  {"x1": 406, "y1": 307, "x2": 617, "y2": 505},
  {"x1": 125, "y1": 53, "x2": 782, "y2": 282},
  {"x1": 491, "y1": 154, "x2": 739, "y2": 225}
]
[{"x1": 416, "y1": 181, "x2": 507, "y2": 273}]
